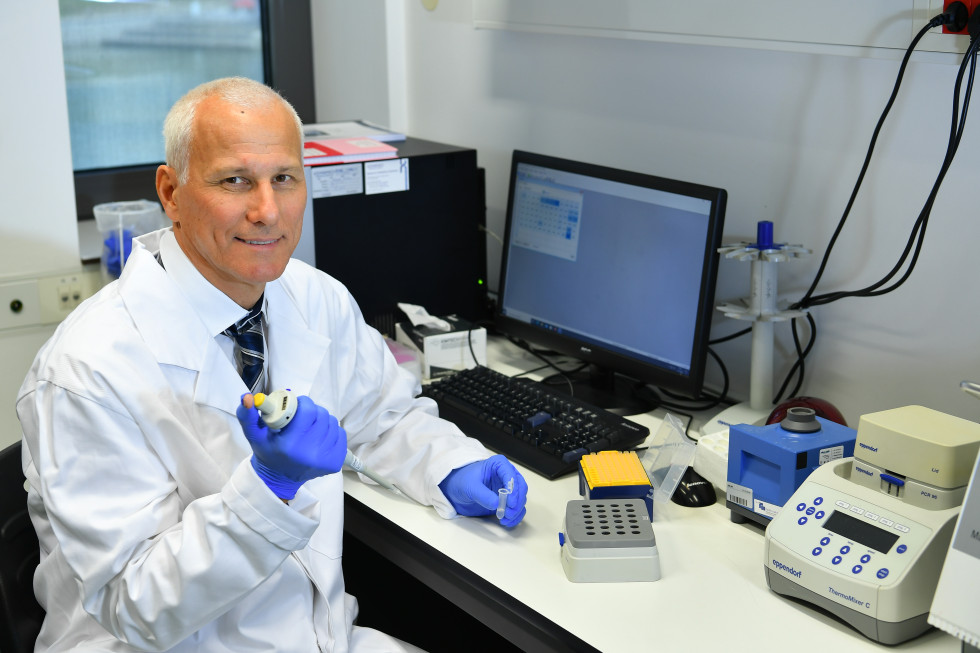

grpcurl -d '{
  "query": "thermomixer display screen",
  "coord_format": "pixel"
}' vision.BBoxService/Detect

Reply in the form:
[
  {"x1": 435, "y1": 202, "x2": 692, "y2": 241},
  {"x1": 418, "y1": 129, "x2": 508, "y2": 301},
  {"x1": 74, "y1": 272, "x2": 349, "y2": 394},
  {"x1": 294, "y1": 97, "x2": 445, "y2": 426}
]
[{"x1": 823, "y1": 510, "x2": 900, "y2": 553}]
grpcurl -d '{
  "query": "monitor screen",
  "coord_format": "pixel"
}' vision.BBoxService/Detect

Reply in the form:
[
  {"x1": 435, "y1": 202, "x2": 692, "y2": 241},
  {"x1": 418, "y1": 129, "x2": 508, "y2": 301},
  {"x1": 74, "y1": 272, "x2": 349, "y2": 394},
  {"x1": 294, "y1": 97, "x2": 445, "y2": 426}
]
[{"x1": 495, "y1": 150, "x2": 727, "y2": 414}]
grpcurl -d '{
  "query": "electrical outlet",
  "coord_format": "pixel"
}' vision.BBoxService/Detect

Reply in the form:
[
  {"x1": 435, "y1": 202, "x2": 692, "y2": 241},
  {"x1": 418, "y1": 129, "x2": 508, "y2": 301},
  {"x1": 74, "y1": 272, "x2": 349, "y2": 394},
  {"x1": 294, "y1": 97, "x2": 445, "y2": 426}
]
[
  {"x1": 943, "y1": 0, "x2": 975, "y2": 34},
  {"x1": 917, "y1": 0, "x2": 972, "y2": 51},
  {"x1": 37, "y1": 269, "x2": 102, "y2": 325}
]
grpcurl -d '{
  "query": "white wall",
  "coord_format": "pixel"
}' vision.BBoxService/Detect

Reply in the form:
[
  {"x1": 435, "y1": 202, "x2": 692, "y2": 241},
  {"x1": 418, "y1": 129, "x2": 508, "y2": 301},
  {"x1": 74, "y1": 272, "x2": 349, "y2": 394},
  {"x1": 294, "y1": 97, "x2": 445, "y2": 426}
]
[
  {"x1": 5, "y1": 2, "x2": 979, "y2": 433},
  {"x1": 313, "y1": 1, "x2": 980, "y2": 426},
  {"x1": 1, "y1": 4, "x2": 80, "y2": 280},
  {"x1": 310, "y1": 2, "x2": 394, "y2": 129},
  {"x1": 0, "y1": 5, "x2": 80, "y2": 448}
]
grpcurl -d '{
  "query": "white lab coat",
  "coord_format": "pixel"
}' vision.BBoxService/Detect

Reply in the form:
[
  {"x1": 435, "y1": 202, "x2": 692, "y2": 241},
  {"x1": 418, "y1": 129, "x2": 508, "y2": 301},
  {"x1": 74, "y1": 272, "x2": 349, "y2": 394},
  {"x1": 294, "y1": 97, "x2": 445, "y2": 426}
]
[{"x1": 17, "y1": 229, "x2": 490, "y2": 652}]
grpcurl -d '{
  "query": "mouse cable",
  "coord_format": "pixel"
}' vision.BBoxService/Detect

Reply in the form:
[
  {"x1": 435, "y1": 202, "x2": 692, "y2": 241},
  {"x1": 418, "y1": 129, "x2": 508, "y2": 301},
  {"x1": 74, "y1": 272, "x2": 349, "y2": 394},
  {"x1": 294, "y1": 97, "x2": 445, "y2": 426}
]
[{"x1": 776, "y1": 25, "x2": 979, "y2": 402}]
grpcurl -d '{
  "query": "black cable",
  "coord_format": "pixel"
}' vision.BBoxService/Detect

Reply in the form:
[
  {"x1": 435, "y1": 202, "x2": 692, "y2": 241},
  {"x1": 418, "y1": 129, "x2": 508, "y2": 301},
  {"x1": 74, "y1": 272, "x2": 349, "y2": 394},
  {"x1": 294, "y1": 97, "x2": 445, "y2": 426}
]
[
  {"x1": 773, "y1": 313, "x2": 817, "y2": 404},
  {"x1": 799, "y1": 38, "x2": 977, "y2": 313},
  {"x1": 508, "y1": 332, "x2": 732, "y2": 415},
  {"x1": 511, "y1": 362, "x2": 556, "y2": 378},
  {"x1": 774, "y1": 13, "x2": 978, "y2": 402},
  {"x1": 804, "y1": 31, "x2": 979, "y2": 309},
  {"x1": 504, "y1": 336, "x2": 577, "y2": 395},
  {"x1": 466, "y1": 328, "x2": 483, "y2": 368},
  {"x1": 653, "y1": 347, "x2": 731, "y2": 413},
  {"x1": 797, "y1": 15, "x2": 950, "y2": 309},
  {"x1": 805, "y1": 35, "x2": 979, "y2": 308},
  {"x1": 709, "y1": 326, "x2": 752, "y2": 345}
]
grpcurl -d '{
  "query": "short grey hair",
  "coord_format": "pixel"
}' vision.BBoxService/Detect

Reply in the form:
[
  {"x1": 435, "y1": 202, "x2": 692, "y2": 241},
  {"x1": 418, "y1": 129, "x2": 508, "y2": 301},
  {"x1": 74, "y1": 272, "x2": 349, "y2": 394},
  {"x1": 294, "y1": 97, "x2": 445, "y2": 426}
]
[{"x1": 163, "y1": 76, "x2": 304, "y2": 184}]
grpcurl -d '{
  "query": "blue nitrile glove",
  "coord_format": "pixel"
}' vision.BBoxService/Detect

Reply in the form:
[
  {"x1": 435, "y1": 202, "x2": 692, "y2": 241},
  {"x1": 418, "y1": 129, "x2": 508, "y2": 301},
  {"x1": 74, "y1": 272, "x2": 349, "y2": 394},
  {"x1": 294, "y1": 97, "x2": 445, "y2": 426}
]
[
  {"x1": 438, "y1": 454, "x2": 528, "y2": 528},
  {"x1": 102, "y1": 229, "x2": 134, "y2": 278},
  {"x1": 236, "y1": 394, "x2": 348, "y2": 500}
]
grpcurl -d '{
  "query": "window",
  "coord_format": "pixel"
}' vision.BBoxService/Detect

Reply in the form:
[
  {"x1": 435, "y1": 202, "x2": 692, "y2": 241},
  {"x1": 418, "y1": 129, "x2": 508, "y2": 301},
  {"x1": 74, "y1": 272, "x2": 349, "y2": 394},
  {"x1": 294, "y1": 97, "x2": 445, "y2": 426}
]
[{"x1": 60, "y1": 0, "x2": 315, "y2": 220}]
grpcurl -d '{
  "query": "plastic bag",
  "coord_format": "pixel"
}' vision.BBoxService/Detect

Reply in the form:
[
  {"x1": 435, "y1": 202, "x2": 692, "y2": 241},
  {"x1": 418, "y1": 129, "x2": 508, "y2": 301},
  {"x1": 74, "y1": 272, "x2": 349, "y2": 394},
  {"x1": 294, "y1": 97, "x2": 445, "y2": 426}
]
[{"x1": 94, "y1": 200, "x2": 166, "y2": 282}]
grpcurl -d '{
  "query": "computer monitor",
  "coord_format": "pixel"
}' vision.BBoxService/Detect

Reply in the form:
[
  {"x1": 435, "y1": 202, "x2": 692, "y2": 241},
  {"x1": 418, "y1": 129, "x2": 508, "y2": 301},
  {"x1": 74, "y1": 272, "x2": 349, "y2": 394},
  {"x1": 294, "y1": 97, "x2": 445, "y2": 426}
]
[{"x1": 495, "y1": 150, "x2": 727, "y2": 414}]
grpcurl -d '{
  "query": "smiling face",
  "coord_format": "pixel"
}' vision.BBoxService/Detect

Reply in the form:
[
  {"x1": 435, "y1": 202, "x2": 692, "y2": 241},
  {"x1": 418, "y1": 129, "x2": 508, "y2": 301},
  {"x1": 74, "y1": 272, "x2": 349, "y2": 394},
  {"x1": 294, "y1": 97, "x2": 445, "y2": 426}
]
[{"x1": 155, "y1": 95, "x2": 307, "y2": 308}]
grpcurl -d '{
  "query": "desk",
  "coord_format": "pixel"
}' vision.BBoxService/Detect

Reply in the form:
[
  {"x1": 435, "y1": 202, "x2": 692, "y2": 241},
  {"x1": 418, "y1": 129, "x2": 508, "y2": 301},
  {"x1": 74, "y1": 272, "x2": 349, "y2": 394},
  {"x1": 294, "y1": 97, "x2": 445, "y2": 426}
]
[{"x1": 342, "y1": 336, "x2": 958, "y2": 653}]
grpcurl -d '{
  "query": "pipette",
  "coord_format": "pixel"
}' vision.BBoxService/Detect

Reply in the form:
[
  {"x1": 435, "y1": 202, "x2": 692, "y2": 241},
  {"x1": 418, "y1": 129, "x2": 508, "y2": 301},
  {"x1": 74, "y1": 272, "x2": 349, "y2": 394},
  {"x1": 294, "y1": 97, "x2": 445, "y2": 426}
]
[{"x1": 252, "y1": 390, "x2": 406, "y2": 497}]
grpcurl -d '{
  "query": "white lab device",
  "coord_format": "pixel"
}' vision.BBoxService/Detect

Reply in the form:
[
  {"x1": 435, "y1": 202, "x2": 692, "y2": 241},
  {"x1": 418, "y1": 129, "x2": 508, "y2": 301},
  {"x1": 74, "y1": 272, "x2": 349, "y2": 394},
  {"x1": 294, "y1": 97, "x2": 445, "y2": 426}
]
[
  {"x1": 929, "y1": 385, "x2": 980, "y2": 649},
  {"x1": 559, "y1": 499, "x2": 661, "y2": 583},
  {"x1": 763, "y1": 405, "x2": 980, "y2": 645}
]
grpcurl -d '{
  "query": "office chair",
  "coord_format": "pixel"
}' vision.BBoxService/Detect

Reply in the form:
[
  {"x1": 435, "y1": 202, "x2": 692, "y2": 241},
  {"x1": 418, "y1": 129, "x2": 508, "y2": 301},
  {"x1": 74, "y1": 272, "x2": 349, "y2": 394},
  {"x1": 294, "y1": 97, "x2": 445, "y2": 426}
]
[{"x1": 0, "y1": 441, "x2": 44, "y2": 653}]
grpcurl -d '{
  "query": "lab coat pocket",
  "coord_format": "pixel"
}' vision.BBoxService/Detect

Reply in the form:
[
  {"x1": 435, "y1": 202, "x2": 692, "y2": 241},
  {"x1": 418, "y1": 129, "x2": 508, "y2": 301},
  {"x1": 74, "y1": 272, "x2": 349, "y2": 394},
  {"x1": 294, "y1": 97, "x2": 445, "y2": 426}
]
[
  {"x1": 300, "y1": 473, "x2": 345, "y2": 559},
  {"x1": 290, "y1": 474, "x2": 347, "y2": 650}
]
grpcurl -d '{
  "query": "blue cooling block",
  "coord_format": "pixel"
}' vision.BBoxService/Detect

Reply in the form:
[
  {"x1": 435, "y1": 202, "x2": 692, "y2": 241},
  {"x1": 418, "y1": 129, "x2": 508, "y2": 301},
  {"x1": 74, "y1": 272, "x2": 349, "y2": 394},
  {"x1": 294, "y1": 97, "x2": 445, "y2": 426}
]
[{"x1": 726, "y1": 415, "x2": 856, "y2": 525}]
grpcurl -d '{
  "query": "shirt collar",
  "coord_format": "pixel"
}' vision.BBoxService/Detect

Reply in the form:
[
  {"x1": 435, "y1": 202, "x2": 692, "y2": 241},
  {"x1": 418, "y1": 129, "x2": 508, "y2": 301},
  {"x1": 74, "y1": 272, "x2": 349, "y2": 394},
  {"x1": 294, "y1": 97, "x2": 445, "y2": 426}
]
[{"x1": 158, "y1": 230, "x2": 263, "y2": 337}]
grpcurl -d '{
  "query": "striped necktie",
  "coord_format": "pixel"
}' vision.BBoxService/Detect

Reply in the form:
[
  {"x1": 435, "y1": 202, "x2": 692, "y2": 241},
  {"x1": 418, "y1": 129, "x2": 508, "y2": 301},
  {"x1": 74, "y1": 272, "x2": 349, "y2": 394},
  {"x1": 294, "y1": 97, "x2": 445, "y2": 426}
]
[{"x1": 223, "y1": 300, "x2": 265, "y2": 395}]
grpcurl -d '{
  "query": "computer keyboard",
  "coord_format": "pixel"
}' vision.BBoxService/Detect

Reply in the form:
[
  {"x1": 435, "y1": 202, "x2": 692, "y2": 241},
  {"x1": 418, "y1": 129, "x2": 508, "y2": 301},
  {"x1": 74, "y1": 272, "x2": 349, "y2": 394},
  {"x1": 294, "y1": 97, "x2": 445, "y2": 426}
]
[{"x1": 421, "y1": 366, "x2": 650, "y2": 479}]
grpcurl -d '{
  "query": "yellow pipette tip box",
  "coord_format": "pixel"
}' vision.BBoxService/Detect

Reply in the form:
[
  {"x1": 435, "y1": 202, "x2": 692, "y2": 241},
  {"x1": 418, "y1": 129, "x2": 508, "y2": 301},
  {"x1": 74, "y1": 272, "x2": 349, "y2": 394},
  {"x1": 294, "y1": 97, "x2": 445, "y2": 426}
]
[{"x1": 578, "y1": 451, "x2": 653, "y2": 517}]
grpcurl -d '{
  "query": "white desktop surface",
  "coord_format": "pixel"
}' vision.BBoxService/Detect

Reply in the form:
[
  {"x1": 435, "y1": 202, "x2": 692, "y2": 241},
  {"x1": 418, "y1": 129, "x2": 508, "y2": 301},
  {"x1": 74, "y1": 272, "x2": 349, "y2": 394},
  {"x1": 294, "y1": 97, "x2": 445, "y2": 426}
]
[{"x1": 343, "y1": 337, "x2": 957, "y2": 652}]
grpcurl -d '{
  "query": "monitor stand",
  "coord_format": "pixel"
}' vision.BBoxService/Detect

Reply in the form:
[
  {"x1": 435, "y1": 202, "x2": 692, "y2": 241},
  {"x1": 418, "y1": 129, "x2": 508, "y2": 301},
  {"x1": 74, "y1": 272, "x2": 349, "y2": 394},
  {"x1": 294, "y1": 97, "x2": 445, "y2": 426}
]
[{"x1": 540, "y1": 366, "x2": 658, "y2": 417}]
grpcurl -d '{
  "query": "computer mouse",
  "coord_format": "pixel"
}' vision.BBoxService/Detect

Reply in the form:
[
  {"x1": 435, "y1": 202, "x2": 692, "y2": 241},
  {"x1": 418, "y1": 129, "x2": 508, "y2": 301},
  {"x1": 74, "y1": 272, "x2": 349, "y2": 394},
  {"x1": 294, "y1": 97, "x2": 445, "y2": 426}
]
[{"x1": 670, "y1": 466, "x2": 717, "y2": 508}]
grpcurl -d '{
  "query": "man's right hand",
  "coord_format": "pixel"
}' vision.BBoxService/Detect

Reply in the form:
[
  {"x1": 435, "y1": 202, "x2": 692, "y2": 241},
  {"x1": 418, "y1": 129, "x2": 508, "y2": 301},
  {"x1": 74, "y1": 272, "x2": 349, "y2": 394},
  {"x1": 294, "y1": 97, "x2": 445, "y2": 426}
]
[{"x1": 236, "y1": 394, "x2": 348, "y2": 500}]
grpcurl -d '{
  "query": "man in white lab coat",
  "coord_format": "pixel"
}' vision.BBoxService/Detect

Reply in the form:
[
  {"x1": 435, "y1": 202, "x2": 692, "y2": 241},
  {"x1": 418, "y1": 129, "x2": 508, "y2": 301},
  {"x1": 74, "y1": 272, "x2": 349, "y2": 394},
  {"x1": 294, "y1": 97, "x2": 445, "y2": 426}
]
[{"x1": 16, "y1": 77, "x2": 528, "y2": 652}]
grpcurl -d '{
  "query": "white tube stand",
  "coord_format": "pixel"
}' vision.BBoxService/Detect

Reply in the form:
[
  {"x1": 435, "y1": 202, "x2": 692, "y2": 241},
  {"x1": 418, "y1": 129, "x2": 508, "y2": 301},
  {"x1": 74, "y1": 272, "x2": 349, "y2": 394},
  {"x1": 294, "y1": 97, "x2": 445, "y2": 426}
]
[
  {"x1": 699, "y1": 233, "x2": 810, "y2": 439},
  {"x1": 749, "y1": 256, "x2": 775, "y2": 413}
]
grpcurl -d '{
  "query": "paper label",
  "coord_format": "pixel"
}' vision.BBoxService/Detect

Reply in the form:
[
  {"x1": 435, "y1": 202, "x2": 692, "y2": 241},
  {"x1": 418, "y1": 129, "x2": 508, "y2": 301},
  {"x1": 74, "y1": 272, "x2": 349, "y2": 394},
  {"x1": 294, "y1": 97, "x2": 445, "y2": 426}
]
[
  {"x1": 365, "y1": 158, "x2": 410, "y2": 195},
  {"x1": 310, "y1": 163, "x2": 363, "y2": 198},
  {"x1": 754, "y1": 499, "x2": 781, "y2": 519},
  {"x1": 819, "y1": 445, "x2": 845, "y2": 466},
  {"x1": 727, "y1": 482, "x2": 752, "y2": 509}
]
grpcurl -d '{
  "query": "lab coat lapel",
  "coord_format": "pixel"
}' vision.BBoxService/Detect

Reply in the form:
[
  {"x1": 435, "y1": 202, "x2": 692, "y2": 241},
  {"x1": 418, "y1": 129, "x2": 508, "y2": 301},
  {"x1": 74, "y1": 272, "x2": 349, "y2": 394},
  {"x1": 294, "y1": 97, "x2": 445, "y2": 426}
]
[
  {"x1": 118, "y1": 245, "x2": 251, "y2": 496},
  {"x1": 120, "y1": 245, "x2": 206, "y2": 369},
  {"x1": 264, "y1": 279, "x2": 331, "y2": 397},
  {"x1": 121, "y1": 245, "x2": 244, "y2": 415}
]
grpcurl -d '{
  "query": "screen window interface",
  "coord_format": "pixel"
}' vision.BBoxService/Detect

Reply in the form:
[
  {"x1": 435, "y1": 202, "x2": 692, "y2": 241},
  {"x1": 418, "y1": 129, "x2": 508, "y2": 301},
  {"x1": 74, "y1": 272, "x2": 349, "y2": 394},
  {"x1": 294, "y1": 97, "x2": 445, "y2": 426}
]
[{"x1": 501, "y1": 163, "x2": 712, "y2": 378}]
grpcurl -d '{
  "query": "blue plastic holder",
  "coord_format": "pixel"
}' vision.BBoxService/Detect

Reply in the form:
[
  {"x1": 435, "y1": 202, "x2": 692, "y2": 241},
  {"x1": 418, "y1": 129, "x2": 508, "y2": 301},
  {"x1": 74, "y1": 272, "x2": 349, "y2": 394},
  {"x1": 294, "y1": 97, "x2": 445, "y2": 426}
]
[{"x1": 748, "y1": 219, "x2": 784, "y2": 251}]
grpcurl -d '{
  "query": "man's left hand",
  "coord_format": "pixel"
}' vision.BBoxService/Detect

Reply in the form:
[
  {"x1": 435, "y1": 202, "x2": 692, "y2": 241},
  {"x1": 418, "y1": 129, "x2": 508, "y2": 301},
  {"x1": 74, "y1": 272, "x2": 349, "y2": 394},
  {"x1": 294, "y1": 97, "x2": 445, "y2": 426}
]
[{"x1": 439, "y1": 455, "x2": 528, "y2": 528}]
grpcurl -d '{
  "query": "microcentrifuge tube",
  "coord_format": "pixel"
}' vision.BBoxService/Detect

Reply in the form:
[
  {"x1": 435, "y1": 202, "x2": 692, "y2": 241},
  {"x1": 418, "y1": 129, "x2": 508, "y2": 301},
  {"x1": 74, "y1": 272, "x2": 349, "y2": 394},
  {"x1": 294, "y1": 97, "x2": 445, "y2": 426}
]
[{"x1": 496, "y1": 478, "x2": 514, "y2": 519}]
